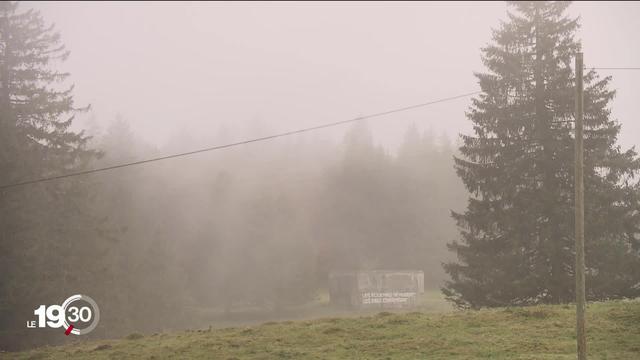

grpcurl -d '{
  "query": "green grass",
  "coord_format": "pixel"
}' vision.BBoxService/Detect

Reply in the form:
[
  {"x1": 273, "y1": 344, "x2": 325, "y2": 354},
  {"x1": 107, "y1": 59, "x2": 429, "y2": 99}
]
[
  {"x1": 4, "y1": 300, "x2": 639, "y2": 359},
  {"x1": 176, "y1": 290, "x2": 452, "y2": 332}
]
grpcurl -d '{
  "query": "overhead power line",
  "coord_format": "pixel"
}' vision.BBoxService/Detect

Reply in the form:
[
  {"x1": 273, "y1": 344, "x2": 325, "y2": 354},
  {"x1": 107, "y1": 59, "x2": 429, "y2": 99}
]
[{"x1": 0, "y1": 90, "x2": 481, "y2": 190}]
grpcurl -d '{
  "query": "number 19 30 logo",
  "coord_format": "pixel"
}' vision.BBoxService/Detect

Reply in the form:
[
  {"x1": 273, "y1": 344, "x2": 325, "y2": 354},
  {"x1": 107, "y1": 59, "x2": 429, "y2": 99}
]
[{"x1": 27, "y1": 294, "x2": 100, "y2": 336}]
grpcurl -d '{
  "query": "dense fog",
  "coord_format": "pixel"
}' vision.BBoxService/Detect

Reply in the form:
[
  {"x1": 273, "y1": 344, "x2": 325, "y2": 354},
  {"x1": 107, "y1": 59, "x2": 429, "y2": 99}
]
[
  {"x1": 3, "y1": 1, "x2": 640, "y2": 353},
  {"x1": 2, "y1": 113, "x2": 465, "y2": 349}
]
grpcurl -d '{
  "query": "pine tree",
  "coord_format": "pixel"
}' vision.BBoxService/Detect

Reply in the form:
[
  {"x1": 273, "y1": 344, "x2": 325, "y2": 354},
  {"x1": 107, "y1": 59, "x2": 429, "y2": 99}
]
[
  {"x1": 0, "y1": 2, "x2": 93, "y2": 174},
  {"x1": 0, "y1": 2, "x2": 106, "y2": 350},
  {"x1": 443, "y1": 1, "x2": 640, "y2": 308}
]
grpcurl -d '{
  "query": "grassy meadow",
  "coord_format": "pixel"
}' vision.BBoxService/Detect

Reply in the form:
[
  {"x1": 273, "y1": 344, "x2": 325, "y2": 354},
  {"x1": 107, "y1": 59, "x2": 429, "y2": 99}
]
[{"x1": 4, "y1": 298, "x2": 639, "y2": 359}]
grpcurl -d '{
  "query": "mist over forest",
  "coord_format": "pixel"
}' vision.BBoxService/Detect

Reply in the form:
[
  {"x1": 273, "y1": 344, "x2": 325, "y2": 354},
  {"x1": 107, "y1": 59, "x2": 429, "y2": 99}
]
[
  {"x1": 2, "y1": 1, "x2": 640, "y2": 357},
  {"x1": 3, "y1": 110, "x2": 466, "y2": 349},
  {"x1": 89, "y1": 115, "x2": 465, "y2": 319}
]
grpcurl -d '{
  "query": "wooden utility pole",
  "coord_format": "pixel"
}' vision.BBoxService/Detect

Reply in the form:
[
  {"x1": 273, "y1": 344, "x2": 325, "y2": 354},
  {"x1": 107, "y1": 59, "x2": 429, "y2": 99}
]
[{"x1": 574, "y1": 52, "x2": 587, "y2": 360}]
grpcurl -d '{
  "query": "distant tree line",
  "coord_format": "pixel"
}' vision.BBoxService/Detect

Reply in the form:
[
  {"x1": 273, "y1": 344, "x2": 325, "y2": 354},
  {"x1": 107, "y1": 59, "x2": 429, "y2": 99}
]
[{"x1": 0, "y1": 3, "x2": 464, "y2": 350}]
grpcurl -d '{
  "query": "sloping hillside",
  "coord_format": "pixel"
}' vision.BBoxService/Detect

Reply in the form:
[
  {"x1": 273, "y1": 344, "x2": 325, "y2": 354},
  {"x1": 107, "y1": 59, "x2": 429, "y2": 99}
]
[{"x1": 5, "y1": 300, "x2": 639, "y2": 360}]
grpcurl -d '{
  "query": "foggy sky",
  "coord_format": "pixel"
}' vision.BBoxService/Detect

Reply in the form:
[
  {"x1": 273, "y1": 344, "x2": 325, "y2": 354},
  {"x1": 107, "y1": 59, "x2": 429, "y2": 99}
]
[{"x1": 32, "y1": 1, "x2": 640, "y2": 152}]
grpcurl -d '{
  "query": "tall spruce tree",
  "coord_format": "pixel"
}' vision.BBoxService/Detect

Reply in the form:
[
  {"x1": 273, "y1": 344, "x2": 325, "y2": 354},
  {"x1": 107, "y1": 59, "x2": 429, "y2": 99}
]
[
  {"x1": 0, "y1": 2, "x2": 110, "y2": 350},
  {"x1": 443, "y1": 1, "x2": 640, "y2": 308}
]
